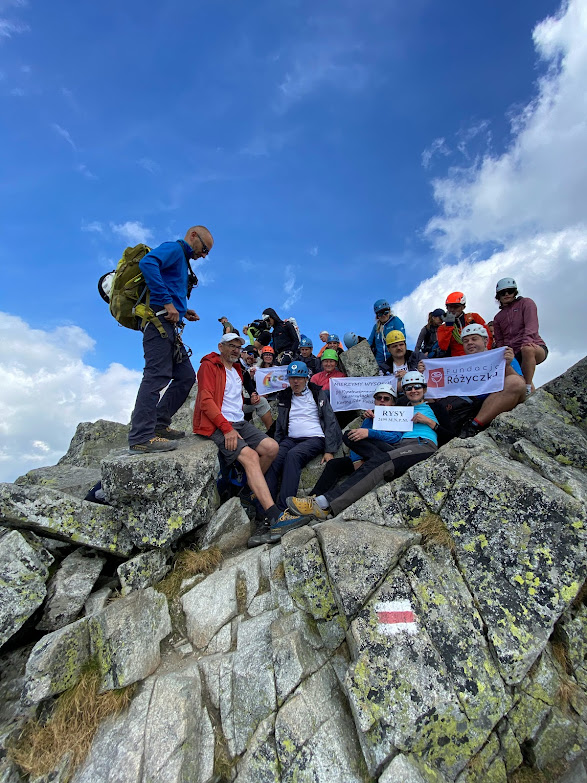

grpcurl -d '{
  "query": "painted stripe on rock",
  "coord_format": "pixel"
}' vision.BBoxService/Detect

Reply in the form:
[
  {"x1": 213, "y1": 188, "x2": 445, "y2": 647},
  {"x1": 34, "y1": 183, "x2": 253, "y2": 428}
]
[{"x1": 375, "y1": 600, "x2": 418, "y2": 635}]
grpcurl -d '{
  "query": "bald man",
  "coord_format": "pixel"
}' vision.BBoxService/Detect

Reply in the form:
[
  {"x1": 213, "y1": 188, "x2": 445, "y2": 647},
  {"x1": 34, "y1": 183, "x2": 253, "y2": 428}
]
[{"x1": 128, "y1": 225, "x2": 214, "y2": 453}]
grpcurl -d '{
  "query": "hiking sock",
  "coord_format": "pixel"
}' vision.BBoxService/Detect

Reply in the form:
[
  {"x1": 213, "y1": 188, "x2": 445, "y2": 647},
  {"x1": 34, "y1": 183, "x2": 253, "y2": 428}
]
[
  {"x1": 526, "y1": 384, "x2": 532, "y2": 396},
  {"x1": 315, "y1": 495, "x2": 329, "y2": 509},
  {"x1": 472, "y1": 418, "x2": 484, "y2": 429}
]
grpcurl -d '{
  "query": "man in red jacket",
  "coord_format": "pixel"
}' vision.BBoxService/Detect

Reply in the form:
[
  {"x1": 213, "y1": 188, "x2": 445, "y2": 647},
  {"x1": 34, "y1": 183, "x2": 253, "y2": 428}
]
[
  {"x1": 193, "y1": 333, "x2": 282, "y2": 546},
  {"x1": 437, "y1": 291, "x2": 491, "y2": 357}
]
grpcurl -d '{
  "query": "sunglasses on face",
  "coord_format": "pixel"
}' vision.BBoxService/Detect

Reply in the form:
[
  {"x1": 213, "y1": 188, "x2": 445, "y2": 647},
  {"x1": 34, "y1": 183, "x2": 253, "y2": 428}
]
[
  {"x1": 499, "y1": 288, "x2": 516, "y2": 296},
  {"x1": 405, "y1": 384, "x2": 424, "y2": 391},
  {"x1": 376, "y1": 309, "x2": 390, "y2": 316},
  {"x1": 374, "y1": 395, "x2": 394, "y2": 402},
  {"x1": 193, "y1": 230, "x2": 209, "y2": 256}
]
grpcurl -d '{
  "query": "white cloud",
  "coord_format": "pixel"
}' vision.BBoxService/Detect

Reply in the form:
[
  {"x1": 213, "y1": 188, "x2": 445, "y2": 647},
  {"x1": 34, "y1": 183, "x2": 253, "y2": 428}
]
[
  {"x1": 111, "y1": 220, "x2": 154, "y2": 246},
  {"x1": 0, "y1": 312, "x2": 141, "y2": 483},
  {"x1": 425, "y1": 0, "x2": 587, "y2": 255},
  {"x1": 282, "y1": 265, "x2": 302, "y2": 311},
  {"x1": 391, "y1": 227, "x2": 587, "y2": 387},
  {"x1": 422, "y1": 137, "x2": 450, "y2": 169},
  {"x1": 0, "y1": 18, "x2": 27, "y2": 38},
  {"x1": 51, "y1": 122, "x2": 76, "y2": 151},
  {"x1": 309, "y1": 246, "x2": 318, "y2": 257},
  {"x1": 138, "y1": 157, "x2": 159, "y2": 173},
  {"x1": 75, "y1": 162, "x2": 97, "y2": 180},
  {"x1": 81, "y1": 220, "x2": 103, "y2": 233}
]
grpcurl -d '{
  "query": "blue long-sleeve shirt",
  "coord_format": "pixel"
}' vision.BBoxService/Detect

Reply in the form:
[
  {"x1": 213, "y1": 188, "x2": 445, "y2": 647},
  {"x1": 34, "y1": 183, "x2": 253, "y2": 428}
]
[
  {"x1": 139, "y1": 239, "x2": 192, "y2": 319},
  {"x1": 367, "y1": 315, "x2": 406, "y2": 368},
  {"x1": 349, "y1": 417, "x2": 402, "y2": 462}
]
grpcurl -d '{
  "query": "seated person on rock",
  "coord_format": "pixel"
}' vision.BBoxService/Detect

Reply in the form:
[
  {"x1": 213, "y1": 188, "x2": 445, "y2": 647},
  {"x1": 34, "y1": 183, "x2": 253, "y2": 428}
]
[
  {"x1": 311, "y1": 349, "x2": 346, "y2": 390},
  {"x1": 367, "y1": 298, "x2": 406, "y2": 373},
  {"x1": 284, "y1": 371, "x2": 439, "y2": 523},
  {"x1": 384, "y1": 330, "x2": 426, "y2": 395},
  {"x1": 192, "y1": 333, "x2": 287, "y2": 546},
  {"x1": 240, "y1": 346, "x2": 273, "y2": 431},
  {"x1": 419, "y1": 323, "x2": 526, "y2": 440},
  {"x1": 437, "y1": 291, "x2": 491, "y2": 357},
  {"x1": 294, "y1": 337, "x2": 321, "y2": 376},
  {"x1": 265, "y1": 361, "x2": 342, "y2": 538}
]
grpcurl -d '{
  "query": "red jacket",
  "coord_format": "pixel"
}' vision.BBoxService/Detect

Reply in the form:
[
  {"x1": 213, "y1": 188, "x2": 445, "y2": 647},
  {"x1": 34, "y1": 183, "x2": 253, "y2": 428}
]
[
  {"x1": 493, "y1": 297, "x2": 545, "y2": 354},
  {"x1": 193, "y1": 352, "x2": 244, "y2": 436},
  {"x1": 311, "y1": 367, "x2": 346, "y2": 390},
  {"x1": 437, "y1": 312, "x2": 492, "y2": 357}
]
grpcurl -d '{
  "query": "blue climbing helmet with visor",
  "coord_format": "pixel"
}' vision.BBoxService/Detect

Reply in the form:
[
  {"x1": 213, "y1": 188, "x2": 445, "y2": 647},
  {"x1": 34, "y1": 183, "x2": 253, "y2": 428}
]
[
  {"x1": 299, "y1": 337, "x2": 313, "y2": 349},
  {"x1": 373, "y1": 299, "x2": 390, "y2": 314},
  {"x1": 287, "y1": 361, "x2": 310, "y2": 378},
  {"x1": 327, "y1": 333, "x2": 339, "y2": 343}
]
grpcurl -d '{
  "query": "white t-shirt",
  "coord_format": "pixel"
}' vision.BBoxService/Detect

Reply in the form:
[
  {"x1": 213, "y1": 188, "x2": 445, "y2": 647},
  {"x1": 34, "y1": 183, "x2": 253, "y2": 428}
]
[
  {"x1": 288, "y1": 388, "x2": 324, "y2": 439},
  {"x1": 389, "y1": 362, "x2": 408, "y2": 395},
  {"x1": 221, "y1": 367, "x2": 244, "y2": 423}
]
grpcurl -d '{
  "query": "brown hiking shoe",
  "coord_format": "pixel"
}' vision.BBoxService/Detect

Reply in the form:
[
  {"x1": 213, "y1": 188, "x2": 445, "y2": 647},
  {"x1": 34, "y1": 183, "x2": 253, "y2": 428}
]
[
  {"x1": 154, "y1": 426, "x2": 185, "y2": 440},
  {"x1": 129, "y1": 437, "x2": 178, "y2": 454}
]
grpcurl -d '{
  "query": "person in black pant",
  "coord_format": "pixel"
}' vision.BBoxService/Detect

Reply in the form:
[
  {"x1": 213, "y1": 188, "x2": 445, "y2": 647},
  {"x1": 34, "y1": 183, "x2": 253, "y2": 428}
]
[{"x1": 260, "y1": 307, "x2": 300, "y2": 362}]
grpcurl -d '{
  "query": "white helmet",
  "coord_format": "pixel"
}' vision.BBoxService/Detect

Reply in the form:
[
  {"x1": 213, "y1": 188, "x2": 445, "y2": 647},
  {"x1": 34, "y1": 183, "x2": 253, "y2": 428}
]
[
  {"x1": 496, "y1": 277, "x2": 517, "y2": 293},
  {"x1": 403, "y1": 371, "x2": 426, "y2": 387},
  {"x1": 461, "y1": 324, "x2": 488, "y2": 339},
  {"x1": 374, "y1": 383, "x2": 396, "y2": 397}
]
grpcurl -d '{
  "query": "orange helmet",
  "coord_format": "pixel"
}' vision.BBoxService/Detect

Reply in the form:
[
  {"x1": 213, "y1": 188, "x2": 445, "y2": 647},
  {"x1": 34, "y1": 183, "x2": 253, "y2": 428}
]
[
  {"x1": 445, "y1": 291, "x2": 466, "y2": 306},
  {"x1": 261, "y1": 346, "x2": 274, "y2": 354}
]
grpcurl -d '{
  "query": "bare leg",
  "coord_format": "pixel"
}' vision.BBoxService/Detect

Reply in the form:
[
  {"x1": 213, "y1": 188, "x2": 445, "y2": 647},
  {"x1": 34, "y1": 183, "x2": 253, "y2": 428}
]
[
  {"x1": 261, "y1": 410, "x2": 274, "y2": 430},
  {"x1": 256, "y1": 437, "x2": 279, "y2": 473},
  {"x1": 520, "y1": 344, "x2": 546, "y2": 387},
  {"x1": 476, "y1": 375, "x2": 527, "y2": 426},
  {"x1": 237, "y1": 446, "x2": 275, "y2": 510}
]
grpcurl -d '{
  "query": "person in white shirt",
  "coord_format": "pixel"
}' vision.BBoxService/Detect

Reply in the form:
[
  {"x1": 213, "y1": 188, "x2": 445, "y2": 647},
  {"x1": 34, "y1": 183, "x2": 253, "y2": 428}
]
[{"x1": 264, "y1": 361, "x2": 342, "y2": 536}]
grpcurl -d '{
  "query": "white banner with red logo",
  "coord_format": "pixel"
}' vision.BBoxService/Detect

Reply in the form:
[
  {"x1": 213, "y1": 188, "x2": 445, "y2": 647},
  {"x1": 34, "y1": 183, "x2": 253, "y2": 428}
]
[
  {"x1": 255, "y1": 367, "x2": 289, "y2": 396},
  {"x1": 422, "y1": 348, "x2": 506, "y2": 399}
]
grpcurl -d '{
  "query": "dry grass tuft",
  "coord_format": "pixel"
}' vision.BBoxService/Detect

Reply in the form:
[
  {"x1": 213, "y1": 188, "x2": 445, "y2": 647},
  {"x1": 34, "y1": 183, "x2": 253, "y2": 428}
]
[
  {"x1": 213, "y1": 725, "x2": 235, "y2": 780},
  {"x1": 156, "y1": 546, "x2": 223, "y2": 600},
  {"x1": 272, "y1": 562, "x2": 285, "y2": 581},
  {"x1": 572, "y1": 579, "x2": 587, "y2": 608},
  {"x1": 557, "y1": 676, "x2": 578, "y2": 711},
  {"x1": 510, "y1": 767, "x2": 548, "y2": 783},
  {"x1": 235, "y1": 575, "x2": 248, "y2": 614},
  {"x1": 414, "y1": 514, "x2": 455, "y2": 552},
  {"x1": 9, "y1": 661, "x2": 134, "y2": 779}
]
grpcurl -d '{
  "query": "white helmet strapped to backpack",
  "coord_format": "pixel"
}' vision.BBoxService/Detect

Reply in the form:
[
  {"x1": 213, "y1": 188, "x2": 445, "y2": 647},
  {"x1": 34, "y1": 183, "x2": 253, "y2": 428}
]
[
  {"x1": 402, "y1": 371, "x2": 426, "y2": 388},
  {"x1": 496, "y1": 277, "x2": 517, "y2": 293},
  {"x1": 461, "y1": 323, "x2": 488, "y2": 339}
]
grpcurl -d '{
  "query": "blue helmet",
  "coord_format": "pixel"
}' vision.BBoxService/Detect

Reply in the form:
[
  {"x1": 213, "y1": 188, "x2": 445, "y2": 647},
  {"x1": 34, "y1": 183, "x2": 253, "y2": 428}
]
[
  {"x1": 287, "y1": 361, "x2": 310, "y2": 378},
  {"x1": 299, "y1": 337, "x2": 313, "y2": 349},
  {"x1": 373, "y1": 299, "x2": 390, "y2": 313},
  {"x1": 327, "y1": 333, "x2": 339, "y2": 342},
  {"x1": 344, "y1": 331, "x2": 359, "y2": 349}
]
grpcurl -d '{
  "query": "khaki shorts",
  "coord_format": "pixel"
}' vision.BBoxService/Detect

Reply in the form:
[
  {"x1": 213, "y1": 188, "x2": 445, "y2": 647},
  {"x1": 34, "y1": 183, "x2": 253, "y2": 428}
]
[{"x1": 209, "y1": 420, "x2": 269, "y2": 465}]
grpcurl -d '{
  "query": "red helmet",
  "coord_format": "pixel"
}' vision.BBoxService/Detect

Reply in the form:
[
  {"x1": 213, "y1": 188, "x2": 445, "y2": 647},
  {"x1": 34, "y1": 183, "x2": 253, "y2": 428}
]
[{"x1": 445, "y1": 291, "x2": 466, "y2": 306}]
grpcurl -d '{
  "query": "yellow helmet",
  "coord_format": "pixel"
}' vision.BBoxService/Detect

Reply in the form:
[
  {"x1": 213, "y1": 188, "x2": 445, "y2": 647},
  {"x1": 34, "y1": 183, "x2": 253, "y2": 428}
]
[{"x1": 385, "y1": 330, "x2": 406, "y2": 346}]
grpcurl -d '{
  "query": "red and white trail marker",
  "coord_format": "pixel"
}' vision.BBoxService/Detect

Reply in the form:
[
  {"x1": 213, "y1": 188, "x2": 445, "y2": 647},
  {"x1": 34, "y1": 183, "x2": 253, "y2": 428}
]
[{"x1": 375, "y1": 600, "x2": 418, "y2": 636}]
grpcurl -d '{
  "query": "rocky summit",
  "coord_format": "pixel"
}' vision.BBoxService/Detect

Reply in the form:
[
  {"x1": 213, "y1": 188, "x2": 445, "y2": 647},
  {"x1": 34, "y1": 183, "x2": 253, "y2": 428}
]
[{"x1": 0, "y1": 357, "x2": 586, "y2": 783}]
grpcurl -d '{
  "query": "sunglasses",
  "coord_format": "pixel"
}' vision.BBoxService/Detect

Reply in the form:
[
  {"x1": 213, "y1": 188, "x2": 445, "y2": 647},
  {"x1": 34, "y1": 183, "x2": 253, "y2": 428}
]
[
  {"x1": 374, "y1": 395, "x2": 394, "y2": 402},
  {"x1": 193, "y1": 230, "x2": 209, "y2": 256},
  {"x1": 376, "y1": 309, "x2": 390, "y2": 316},
  {"x1": 404, "y1": 384, "x2": 424, "y2": 391},
  {"x1": 499, "y1": 288, "x2": 516, "y2": 296}
]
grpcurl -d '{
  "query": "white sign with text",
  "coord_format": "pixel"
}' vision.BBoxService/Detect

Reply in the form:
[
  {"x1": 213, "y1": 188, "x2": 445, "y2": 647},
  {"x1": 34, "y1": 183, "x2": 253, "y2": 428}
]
[
  {"x1": 255, "y1": 367, "x2": 289, "y2": 396},
  {"x1": 422, "y1": 348, "x2": 506, "y2": 400},
  {"x1": 329, "y1": 376, "x2": 387, "y2": 412},
  {"x1": 373, "y1": 406, "x2": 414, "y2": 432}
]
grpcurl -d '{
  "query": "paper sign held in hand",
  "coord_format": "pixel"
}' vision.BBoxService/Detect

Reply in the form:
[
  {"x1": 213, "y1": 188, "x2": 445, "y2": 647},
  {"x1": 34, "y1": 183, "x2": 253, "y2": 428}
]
[{"x1": 373, "y1": 406, "x2": 414, "y2": 432}]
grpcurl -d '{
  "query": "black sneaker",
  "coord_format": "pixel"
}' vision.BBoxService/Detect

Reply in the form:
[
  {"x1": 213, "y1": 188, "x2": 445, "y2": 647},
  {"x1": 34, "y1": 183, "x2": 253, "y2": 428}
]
[
  {"x1": 247, "y1": 522, "x2": 281, "y2": 548},
  {"x1": 459, "y1": 420, "x2": 481, "y2": 439},
  {"x1": 154, "y1": 426, "x2": 185, "y2": 440},
  {"x1": 129, "y1": 437, "x2": 178, "y2": 454},
  {"x1": 270, "y1": 510, "x2": 310, "y2": 539}
]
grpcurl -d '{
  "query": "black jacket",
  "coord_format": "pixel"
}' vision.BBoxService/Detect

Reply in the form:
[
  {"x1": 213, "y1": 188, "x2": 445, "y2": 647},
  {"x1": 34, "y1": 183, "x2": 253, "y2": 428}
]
[
  {"x1": 384, "y1": 349, "x2": 426, "y2": 374},
  {"x1": 293, "y1": 351, "x2": 321, "y2": 376},
  {"x1": 275, "y1": 382, "x2": 342, "y2": 454},
  {"x1": 263, "y1": 307, "x2": 299, "y2": 355}
]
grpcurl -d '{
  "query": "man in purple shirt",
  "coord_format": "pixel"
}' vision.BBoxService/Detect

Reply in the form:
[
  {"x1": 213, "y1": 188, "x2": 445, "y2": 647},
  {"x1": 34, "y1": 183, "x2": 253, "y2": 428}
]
[{"x1": 128, "y1": 225, "x2": 213, "y2": 453}]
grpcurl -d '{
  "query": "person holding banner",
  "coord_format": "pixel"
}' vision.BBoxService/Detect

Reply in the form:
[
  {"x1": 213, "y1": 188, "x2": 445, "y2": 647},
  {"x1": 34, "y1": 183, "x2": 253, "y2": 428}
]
[
  {"x1": 265, "y1": 362, "x2": 342, "y2": 537},
  {"x1": 311, "y1": 349, "x2": 346, "y2": 391},
  {"x1": 193, "y1": 333, "x2": 286, "y2": 547},
  {"x1": 285, "y1": 372, "x2": 440, "y2": 523},
  {"x1": 437, "y1": 291, "x2": 491, "y2": 358},
  {"x1": 383, "y1": 330, "x2": 426, "y2": 396}
]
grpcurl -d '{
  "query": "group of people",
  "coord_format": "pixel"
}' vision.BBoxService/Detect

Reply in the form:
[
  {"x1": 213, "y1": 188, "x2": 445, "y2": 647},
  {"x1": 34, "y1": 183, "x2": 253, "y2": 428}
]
[{"x1": 124, "y1": 225, "x2": 548, "y2": 548}]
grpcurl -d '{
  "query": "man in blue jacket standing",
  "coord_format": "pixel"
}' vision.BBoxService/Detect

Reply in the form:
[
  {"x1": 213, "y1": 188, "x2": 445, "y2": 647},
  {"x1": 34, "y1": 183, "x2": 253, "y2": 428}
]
[{"x1": 128, "y1": 225, "x2": 213, "y2": 453}]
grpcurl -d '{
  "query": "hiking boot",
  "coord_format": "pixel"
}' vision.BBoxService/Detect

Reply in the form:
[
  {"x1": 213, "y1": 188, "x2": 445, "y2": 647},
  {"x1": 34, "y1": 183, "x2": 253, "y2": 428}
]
[
  {"x1": 459, "y1": 420, "x2": 481, "y2": 439},
  {"x1": 270, "y1": 510, "x2": 310, "y2": 538},
  {"x1": 286, "y1": 495, "x2": 330, "y2": 520},
  {"x1": 154, "y1": 426, "x2": 185, "y2": 440},
  {"x1": 247, "y1": 522, "x2": 281, "y2": 548},
  {"x1": 129, "y1": 437, "x2": 178, "y2": 454}
]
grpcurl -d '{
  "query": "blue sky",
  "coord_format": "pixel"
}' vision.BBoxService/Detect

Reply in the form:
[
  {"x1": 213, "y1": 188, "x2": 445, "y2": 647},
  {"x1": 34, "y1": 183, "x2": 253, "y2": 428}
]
[{"x1": 1, "y1": 0, "x2": 586, "y2": 480}]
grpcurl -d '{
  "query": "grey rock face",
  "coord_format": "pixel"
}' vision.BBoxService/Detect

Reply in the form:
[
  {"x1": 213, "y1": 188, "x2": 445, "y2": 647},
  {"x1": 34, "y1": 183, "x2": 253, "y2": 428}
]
[
  {"x1": 58, "y1": 419, "x2": 130, "y2": 468},
  {"x1": 169, "y1": 383, "x2": 198, "y2": 435},
  {"x1": 117, "y1": 549, "x2": 171, "y2": 595},
  {"x1": 542, "y1": 355, "x2": 587, "y2": 429},
  {"x1": 37, "y1": 548, "x2": 105, "y2": 631},
  {"x1": 0, "y1": 483, "x2": 133, "y2": 556},
  {"x1": 199, "y1": 497, "x2": 252, "y2": 553},
  {"x1": 14, "y1": 465, "x2": 101, "y2": 500},
  {"x1": 101, "y1": 436, "x2": 219, "y2": 548},
  {"x1": 339, "y1": 339, "x2": 379, "y2": 378},
  {"x1": 182, "y1": 564, "x2": 239, "y2": 650},
  {"x1": 0, "y1": 529, "x2": 53, "y2": 647}
]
